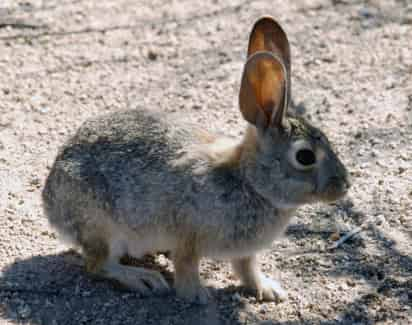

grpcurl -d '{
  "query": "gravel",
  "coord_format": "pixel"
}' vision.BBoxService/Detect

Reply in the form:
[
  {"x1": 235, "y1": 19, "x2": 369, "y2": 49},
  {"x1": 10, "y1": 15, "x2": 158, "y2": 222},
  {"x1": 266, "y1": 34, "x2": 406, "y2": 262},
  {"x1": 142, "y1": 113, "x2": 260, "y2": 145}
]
[{"x1": 0, "y1": 0, "x2": 411, "y2": 324}]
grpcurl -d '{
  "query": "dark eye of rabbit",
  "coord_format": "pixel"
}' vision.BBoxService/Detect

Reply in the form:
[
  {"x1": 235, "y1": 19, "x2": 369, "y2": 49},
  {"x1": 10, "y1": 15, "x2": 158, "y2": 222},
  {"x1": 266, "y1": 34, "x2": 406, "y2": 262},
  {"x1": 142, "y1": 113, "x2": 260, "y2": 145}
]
[{"x1": 296, "y1": 149, "x2": 316, "y2": 166}]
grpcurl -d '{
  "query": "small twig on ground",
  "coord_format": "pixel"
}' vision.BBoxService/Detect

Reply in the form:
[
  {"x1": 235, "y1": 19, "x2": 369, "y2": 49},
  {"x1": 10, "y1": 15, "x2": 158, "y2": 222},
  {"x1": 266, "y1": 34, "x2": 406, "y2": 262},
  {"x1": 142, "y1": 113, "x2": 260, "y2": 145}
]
[
  {"x1": 328, "y1": 215, "x2": 377, "y2": 250},
  {"x1": 0, "y1": 19, "x2": 47, "y2": 30},
  {"x1": 328, "y1": 226, "x2": 363, "y2": 250}
]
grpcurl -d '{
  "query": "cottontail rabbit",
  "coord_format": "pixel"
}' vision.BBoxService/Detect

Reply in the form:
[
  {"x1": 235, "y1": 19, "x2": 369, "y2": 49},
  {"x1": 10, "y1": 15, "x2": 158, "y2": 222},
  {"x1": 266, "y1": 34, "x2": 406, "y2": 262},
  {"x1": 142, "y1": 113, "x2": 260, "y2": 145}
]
[{"x1": 43, "y1": 16, "x2": 350, "y2": 304}]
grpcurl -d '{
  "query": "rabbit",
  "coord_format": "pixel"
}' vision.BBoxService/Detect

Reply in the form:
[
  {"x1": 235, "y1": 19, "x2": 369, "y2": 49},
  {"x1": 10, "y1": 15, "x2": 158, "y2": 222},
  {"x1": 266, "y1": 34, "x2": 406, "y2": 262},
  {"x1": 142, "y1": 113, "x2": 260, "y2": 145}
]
[{"x1": 42, "y1": 16, "x2": 350, "y2": 304}]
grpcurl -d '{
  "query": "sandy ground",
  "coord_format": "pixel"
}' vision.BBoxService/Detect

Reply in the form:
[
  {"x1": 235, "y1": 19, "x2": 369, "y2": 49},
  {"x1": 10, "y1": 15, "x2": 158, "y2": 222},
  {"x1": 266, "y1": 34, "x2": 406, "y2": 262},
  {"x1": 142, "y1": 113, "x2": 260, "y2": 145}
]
[{"x1": 0, "y1": 0, "x2": 411, "y2": 324}]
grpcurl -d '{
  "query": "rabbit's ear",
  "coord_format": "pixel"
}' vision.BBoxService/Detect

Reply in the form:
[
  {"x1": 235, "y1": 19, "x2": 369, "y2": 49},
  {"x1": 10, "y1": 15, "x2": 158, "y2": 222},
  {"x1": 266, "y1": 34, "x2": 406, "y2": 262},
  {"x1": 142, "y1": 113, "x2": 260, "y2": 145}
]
[
  {"x1": 239, "y1": 52, "x2": 287, "y2": 129},
  {"x1": 247, "y1": 17, "x2": 291, "y2": 108},
  {"x1": 247, "y1": 16, "x2": 290, "y2": 70}
]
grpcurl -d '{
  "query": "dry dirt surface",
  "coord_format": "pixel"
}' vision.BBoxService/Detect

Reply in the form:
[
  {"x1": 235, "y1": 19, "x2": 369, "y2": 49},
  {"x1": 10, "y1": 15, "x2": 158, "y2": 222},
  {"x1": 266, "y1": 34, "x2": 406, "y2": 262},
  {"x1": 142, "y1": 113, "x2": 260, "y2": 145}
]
[{"x1": 0, "y1": 0, "x2": 411, "y2": 324}]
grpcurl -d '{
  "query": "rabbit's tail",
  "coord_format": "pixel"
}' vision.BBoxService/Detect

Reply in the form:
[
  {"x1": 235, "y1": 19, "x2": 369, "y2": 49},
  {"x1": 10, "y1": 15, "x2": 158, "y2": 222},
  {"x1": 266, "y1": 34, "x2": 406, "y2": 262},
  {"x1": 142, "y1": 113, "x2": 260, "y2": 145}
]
[{"x1": 42, "y1": 167, "x2": 83, "y2": 247}]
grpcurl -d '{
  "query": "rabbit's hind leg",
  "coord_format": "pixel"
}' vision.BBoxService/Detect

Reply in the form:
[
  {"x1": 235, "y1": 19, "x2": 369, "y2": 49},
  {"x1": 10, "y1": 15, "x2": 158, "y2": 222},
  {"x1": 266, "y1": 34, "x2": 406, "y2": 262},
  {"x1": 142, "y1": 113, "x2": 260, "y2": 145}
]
[{"x1": 82, "y1": 234, "x2": 170, "y2": 296}]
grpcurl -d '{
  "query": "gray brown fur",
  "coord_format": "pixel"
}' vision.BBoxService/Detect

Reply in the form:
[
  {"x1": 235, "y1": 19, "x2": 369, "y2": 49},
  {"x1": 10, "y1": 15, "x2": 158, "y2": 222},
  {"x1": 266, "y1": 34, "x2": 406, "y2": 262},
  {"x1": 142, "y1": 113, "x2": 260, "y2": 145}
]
[{"x1": 42, "y1": 17, "x2": 350, "y2": 304}]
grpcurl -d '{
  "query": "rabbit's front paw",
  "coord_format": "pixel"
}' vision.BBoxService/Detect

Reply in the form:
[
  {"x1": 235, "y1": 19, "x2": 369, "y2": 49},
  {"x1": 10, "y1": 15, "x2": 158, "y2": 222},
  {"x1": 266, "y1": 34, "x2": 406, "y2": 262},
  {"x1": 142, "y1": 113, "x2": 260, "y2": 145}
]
[
  {"x1": 257, "y1": 275, "x2": 287, "y2": 302},
  {"x1": 173, "y1": 246, "x2": 209, "y2": 304},
  {"x1": 176, "y1": 283, "x2": 210, "y2": 305}
]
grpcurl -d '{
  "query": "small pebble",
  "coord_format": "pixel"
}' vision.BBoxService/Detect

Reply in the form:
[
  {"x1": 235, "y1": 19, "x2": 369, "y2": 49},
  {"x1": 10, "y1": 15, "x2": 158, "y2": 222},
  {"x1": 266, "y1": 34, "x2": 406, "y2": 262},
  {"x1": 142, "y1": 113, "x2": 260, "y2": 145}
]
[
  {"x1": 375, "y1": 214, "x2": 386, "y2": 226},
  {"x1": 148, "y1": 50, "x2": 158, "y2": 61},
  {"x1": 330, "y1": 232, "x2": 340, "y2": 241},
  {"x1": 359, "y1": 7, "x2": 375, "y2": 19},
  {"x1": 354, "y1": 132, "x2": 362, "y2": 139},
  {"x1": 346, "y1": 279, "x2": 356, "y2": 287}
]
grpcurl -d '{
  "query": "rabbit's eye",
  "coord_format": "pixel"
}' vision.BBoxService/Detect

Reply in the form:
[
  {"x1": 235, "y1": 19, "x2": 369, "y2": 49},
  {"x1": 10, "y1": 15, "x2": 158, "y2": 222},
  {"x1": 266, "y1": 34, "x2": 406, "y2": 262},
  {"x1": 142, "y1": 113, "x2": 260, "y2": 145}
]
[
  {"x1": 288, "y1": 140, "x2": 317, "y2": 171},
  {"x1": 296, "y1": 149, "x2": 316, "y2": 166}
]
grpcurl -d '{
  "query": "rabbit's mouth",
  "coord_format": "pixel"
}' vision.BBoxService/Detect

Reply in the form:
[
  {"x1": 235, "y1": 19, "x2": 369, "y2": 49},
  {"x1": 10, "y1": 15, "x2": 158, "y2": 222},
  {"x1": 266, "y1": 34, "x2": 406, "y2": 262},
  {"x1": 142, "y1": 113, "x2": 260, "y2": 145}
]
[{"x1": 318, "y1": 177, "x2": 350, "y2": 203}]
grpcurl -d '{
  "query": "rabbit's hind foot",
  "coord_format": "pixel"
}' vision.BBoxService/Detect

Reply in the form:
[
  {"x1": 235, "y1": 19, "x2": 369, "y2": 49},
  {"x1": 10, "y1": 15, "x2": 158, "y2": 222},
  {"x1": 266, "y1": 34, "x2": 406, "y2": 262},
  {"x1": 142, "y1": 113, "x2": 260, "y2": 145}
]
[
  {"x1": 98, "y1": 262, "x2": 170, "y2": 295},
  {"x1": 83, "y1": 237, "x2": 170, "y2": 296}
]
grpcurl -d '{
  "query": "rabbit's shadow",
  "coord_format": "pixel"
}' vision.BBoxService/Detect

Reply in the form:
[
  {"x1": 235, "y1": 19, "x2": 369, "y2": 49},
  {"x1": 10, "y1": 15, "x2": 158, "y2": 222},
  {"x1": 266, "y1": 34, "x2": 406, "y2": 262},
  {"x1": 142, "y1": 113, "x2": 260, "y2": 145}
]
[{"x1": 0, "y1": 251, "x2": 253, "y2": 325}]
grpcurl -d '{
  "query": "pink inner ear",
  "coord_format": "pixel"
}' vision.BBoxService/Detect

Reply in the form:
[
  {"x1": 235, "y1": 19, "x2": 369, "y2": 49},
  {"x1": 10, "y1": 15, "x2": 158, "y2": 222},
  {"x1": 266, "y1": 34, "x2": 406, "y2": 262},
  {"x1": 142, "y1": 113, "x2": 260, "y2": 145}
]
[
  {"x1": 259, "y1": 64, "x2": 284, "y2": 124},
  {"x1": 240, "y1": 52, "x2": 287, "y2": 128}
]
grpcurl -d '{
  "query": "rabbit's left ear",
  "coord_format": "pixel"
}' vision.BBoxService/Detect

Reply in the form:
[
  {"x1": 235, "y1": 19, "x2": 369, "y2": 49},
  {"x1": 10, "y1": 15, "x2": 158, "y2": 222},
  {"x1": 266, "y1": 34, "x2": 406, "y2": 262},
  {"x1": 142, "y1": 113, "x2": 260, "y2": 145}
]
[{"x1": 247, "y1": 17, "x2": 291, "y2": 110}]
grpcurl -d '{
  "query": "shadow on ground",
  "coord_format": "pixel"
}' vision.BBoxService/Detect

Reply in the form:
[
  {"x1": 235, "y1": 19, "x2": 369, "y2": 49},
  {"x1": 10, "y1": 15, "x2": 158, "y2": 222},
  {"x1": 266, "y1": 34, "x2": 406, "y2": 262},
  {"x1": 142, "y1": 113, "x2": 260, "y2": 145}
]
[
  {"x1": 1, "y1": 211, "x2": 411, "y2": 325},
  {"x1": 0, "y1": 252, "x2": 247, "y2": 325},
  {"x1": 1, "y1": 201, "x2": 410, "y2": 325}
]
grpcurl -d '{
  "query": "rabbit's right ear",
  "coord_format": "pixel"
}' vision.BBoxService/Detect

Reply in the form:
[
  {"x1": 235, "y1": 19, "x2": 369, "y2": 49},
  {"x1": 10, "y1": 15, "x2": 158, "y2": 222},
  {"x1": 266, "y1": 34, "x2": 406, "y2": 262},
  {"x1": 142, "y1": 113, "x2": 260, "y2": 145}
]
[
  {"x1": 247, "y1": 17, "x2": 291, "y2": 109},
  {"x1": 239, "y1": 52, "x2": 287, "y2": 129}
]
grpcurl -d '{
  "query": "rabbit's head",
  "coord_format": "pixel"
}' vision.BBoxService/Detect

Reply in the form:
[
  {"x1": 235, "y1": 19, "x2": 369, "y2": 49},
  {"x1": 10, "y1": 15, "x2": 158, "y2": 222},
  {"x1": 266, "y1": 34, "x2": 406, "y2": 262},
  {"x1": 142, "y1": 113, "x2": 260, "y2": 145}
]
[{"x1": 239, "y1": 17, "x2": 350, "y2": 209}]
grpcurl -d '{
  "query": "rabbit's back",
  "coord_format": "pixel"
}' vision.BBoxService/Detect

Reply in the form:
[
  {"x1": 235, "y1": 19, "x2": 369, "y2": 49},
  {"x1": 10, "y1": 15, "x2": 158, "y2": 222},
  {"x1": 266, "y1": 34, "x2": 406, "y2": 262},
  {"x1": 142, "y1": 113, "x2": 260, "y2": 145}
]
[{"x1": 43, "y1": 109, "x2": 195, "y2": 244}]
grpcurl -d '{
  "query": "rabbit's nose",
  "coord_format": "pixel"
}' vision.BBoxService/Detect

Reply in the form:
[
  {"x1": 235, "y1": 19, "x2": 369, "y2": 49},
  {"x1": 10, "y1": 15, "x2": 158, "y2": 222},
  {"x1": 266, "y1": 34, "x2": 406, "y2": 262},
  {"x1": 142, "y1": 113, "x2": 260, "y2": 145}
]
[{"x1": 343, "y1": 176, "x2": 351, "y2": 190}]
